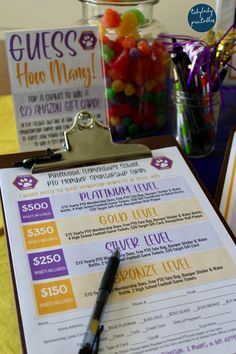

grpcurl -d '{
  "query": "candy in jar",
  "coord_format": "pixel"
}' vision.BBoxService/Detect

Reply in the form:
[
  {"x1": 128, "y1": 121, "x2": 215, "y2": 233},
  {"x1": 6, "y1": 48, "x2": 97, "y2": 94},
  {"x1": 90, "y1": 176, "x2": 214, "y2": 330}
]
[{"x1": 78, "y1": 0, "x2": 170, "y2": 140}]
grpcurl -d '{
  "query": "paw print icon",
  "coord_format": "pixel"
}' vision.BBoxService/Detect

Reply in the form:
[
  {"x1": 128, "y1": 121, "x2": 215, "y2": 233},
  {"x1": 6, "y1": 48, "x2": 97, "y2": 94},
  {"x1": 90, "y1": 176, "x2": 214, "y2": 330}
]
[
  {"x1": 151, "y1": 156, "x2": 173, "y2": 170},
  {"x1": 79, "y1": 31, "x2": 97, "y2": 50},
  {"x1": 13, "y1": 175, "x2": 38, "y2": 190}
]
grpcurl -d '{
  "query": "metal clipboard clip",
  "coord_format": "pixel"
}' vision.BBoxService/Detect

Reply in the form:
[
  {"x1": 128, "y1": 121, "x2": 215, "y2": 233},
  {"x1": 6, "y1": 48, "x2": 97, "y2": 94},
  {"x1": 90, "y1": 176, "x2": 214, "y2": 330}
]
[{"x1": 30, "y1": 111, "x2": 151, "y2": 173}]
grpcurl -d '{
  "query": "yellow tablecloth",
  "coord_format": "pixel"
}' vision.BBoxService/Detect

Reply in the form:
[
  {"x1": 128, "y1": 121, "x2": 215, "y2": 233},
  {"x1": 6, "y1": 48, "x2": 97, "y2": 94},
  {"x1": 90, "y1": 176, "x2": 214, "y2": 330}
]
[{"x1": 0, "y1": 95, "x2": 21, "y2": 353}]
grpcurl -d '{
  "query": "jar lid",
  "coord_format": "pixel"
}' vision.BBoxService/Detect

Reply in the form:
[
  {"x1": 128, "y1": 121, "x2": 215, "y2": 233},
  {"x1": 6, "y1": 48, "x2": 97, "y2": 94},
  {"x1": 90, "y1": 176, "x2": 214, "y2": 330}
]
[{"x1": 79, "y1": 0, "x2": 159, "y2": 5}]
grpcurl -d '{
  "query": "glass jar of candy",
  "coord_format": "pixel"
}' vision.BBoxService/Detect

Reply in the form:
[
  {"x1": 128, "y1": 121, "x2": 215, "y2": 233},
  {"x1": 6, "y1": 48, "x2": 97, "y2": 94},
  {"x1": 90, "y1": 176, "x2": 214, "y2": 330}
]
[{"x1": 78, "y1": 0, "x2": 170, "y2": 140}]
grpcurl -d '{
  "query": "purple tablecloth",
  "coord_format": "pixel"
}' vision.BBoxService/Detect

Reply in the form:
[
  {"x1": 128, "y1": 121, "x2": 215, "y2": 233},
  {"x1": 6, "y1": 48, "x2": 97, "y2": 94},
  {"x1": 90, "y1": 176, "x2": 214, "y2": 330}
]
[{"x1": 190, "y1": 86, "x2": 236, "y2": 198}]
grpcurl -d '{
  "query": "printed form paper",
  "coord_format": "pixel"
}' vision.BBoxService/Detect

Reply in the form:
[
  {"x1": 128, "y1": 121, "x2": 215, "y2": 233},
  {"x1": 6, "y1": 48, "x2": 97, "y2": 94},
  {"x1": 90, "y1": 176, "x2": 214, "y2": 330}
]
[{"x1": 1, "y1": 146, "x2": 236, "y2": 354}]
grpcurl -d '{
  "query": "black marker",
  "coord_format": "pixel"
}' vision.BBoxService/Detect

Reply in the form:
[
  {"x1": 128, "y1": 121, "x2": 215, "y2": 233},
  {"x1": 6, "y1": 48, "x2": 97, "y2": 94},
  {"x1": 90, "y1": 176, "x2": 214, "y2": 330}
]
[
  {"x1": 171, "y1": 38, "x2": 194, "y2": 93},
  {"x1": 78, "y1": 249, "x2": 120, "y2": 354},
  {"x1": 13, "y1": 149, "x2": 61, "y2": 169}
]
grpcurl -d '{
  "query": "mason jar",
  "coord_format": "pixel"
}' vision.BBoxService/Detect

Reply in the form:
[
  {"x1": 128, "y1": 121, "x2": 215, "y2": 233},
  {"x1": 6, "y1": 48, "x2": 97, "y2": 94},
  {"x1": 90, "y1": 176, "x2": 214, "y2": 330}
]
[
  {"x1": 172, "y1": 85, "x2": 221, "y2": 158},
  {"x1": 78, "y1": 0, "x2": 170, "y2": 140}
]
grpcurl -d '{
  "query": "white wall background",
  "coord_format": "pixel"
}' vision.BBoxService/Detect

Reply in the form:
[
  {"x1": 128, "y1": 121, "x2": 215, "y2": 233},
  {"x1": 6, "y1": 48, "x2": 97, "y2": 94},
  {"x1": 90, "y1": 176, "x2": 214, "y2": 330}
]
[
  {"x1": 0, "y1": 0, "x2": 235, "y2": 38},
  {"x1": 0, "y1": 0, "x2": 235, "y2": 93}
]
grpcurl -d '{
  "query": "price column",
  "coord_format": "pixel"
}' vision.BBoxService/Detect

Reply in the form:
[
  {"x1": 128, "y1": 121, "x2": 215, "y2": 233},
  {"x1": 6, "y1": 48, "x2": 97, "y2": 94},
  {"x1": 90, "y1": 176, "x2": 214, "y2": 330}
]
[{"x1": 18, "y1": 197, "x2": 77, "y2": 315}]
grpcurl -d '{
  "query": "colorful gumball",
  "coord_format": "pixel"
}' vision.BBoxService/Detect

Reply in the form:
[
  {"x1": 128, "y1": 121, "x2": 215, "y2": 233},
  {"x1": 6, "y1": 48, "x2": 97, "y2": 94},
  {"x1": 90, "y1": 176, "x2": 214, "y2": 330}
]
[
  {"x1": 128, "y1": 123, "x2": 141, "y2": 136},
  {"x1": 115, "y1": 124, "x2": 127, "y2": 137},
  {"x1": 133, "y1": 112, "x2": 144, "y2": 125},
  {"x1": 110, "y1": 116, "x2": 120, "y2": 126},
  {"x1": 144, "y1": 80, "x2": 156, "y2": 92},
  {"x1": 106, "y1": 88, "x2": 116, "y2": 100},
  {"x1": 121, "y1": 36, "x2": 137, "y2": 49},
  {"x1": 108, "y1": 106, "x2": 119, "y2": 117},
  {"x1": 129, "y1": 47, "x2": 140, "y2": 60},
  {"x1": 122, "y1": 116, "x2": 132, "y2": 127},
  {"x1": 106, "y1": 39, "x2": 122, "y2": 55},
  {"x1": 116, "y1": 12, "x2": 139, "y2": 37},
  {"x1": 102, "y1": 44, "x2": 115, "y2": 63},
  {"x1": 124, "y1": 83, "x2": 135, "y2": 96},
  {"x1": 102, "y1": 8, "x2": 121, "y2": 28},
  {"x1": 129, "y1": 9, "x2": 145, "y2": 25},
  {"x1": 108, "y1": 94, "x2": 123, "y2": 106},
  {"x1": 112, "y1": 79, "x2": 125, "y2": 92},
  {"x1": 137, "y1": 40, "x2": 151, "y2": 56},
  {"x1": 110, "y1": 48, "x2": 130, "y2": 78},
  {"x1": 142, "y1": 91, "x2": 153, "y2": 103},
  {"x1": 118, "y1": 103, "x2": 131, "y2": 116}
]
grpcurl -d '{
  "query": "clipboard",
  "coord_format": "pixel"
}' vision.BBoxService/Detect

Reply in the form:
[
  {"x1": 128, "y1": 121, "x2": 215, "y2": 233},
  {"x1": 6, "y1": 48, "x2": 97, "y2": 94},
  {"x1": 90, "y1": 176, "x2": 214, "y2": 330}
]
[{"x1": 1, "y1": 111, "x2": 236, "y2": 354}]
